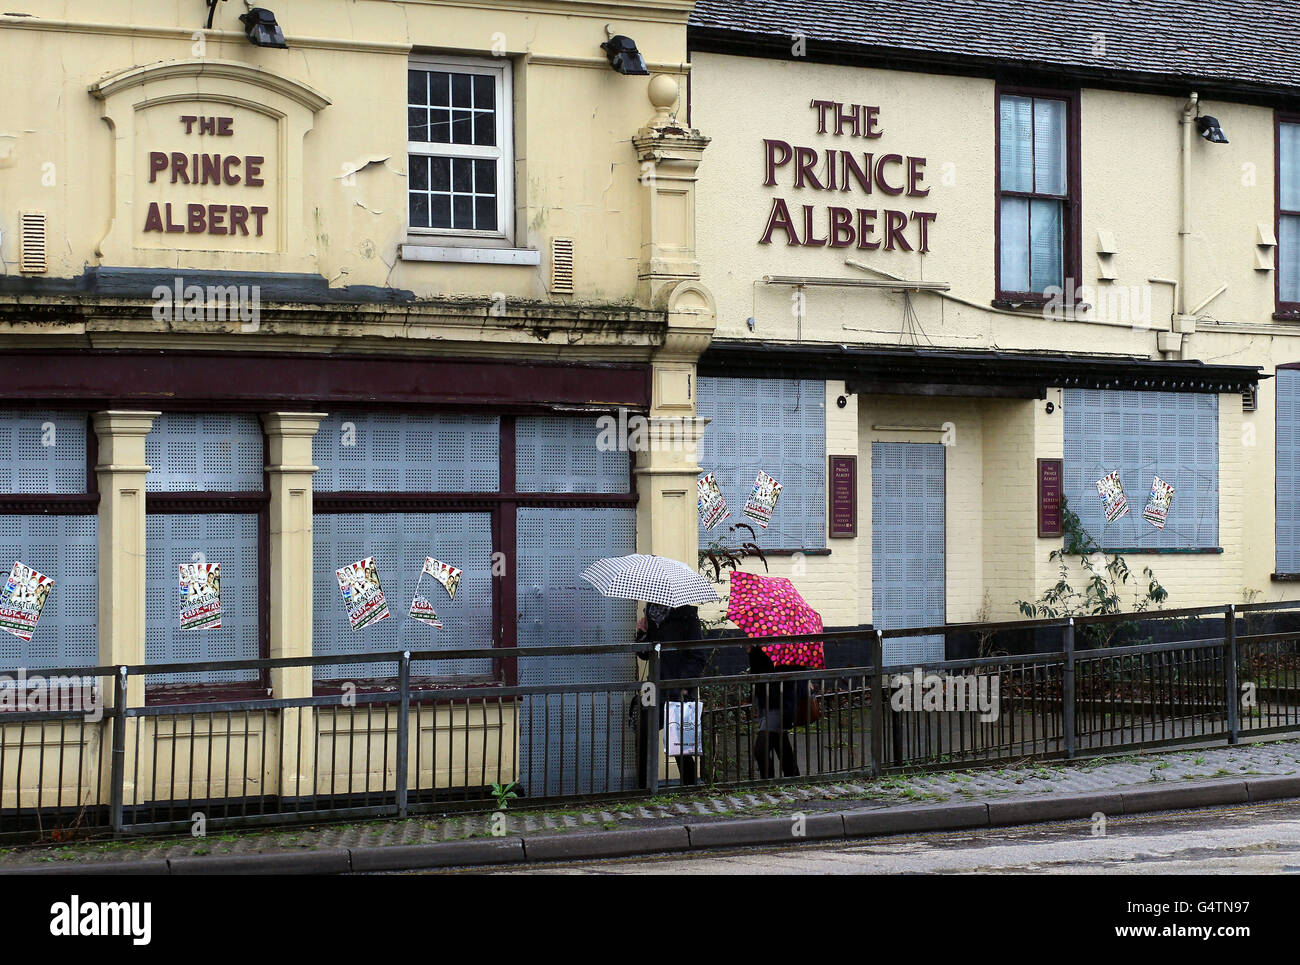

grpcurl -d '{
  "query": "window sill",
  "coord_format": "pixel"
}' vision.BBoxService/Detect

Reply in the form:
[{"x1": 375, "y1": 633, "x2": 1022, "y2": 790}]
[
  {"x1": 1067, "y1": 547, "x2": 1223, "y2": 555},
  {"x1": 703, "y1": 547, "x2": 831, "y2": 557},
  {"x1": 1273, "y1": 311, "x2": 1300, "y2": 322},
  {"x1": 399, "y1": 244, "x2": 540, "y2": 266},
  {"x1": 1272, "y1": 572, "x2": 1300, "y2": 582}
]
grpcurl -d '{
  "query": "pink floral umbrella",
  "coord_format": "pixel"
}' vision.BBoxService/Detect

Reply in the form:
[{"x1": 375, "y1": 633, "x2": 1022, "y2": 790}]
[{"x1": 726, "y1": 572, "x2": 825, "y2": 669}]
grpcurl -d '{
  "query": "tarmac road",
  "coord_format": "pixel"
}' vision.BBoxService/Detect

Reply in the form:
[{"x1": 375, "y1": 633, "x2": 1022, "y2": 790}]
[{"x1": 464, "y1": 799, "x2": 1300, "y2": 874}]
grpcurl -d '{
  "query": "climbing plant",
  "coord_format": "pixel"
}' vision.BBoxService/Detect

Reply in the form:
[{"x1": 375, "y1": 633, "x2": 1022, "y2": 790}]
[
  {"x1": 1017, "y1": 495, "x2": 1169, "y2": 647},
  {"x1": 698, "y1": 521, "x2": 768, "y2": 631}
]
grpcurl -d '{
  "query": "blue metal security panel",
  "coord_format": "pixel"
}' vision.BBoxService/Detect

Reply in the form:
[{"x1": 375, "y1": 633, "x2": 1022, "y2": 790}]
[
  {"x1": 145, "y1": 413, "x2": 264, "y2": 492},
  {"x1": 516, "y1": 416, "x2": 630, "y2": 493},
  {"x1": 516, "y1": 507, "x2": 637, "y2": 796},
  {"x1": 1064, "y1": 389, "x2": 1218, "y2": 549},
  {"x1": 312, "y1": 512, "x2": 494, "y2": 680},
  {"x1": 696, "y1": 377, "x2": 826, "y2": 550},
  {"x1": 313, "y1": 412, "x2": 499, "y2": 492},
  {"x1": 0, "y1": 411, "x2": 88, "y2": 494},
  {"x1": 0, "y1": 515, "x2": 97, "y2": 671},
  {"x1": 145, "y1": 514, "x2": 259, "y2": 685},
  {"x1": 872, "y1": 443, "x2": 945, "y2": 665},
  {"x1": 1279, "y1": 371, "x2": 1300, "y2": 572}
]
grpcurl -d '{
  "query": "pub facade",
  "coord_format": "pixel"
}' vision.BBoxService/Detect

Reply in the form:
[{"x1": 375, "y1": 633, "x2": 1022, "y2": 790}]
[
  {"x1": 687, "y1": 1, "x2": 1297, "y2": 661},
  {"x1": 0, "y1": 0, "x2": 712, "y2": 804}
]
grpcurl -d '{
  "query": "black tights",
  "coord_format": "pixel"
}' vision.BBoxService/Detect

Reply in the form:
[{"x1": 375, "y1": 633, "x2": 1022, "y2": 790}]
[{"x1": 753, "y1": 730, "x2": 799, "y2": 779}]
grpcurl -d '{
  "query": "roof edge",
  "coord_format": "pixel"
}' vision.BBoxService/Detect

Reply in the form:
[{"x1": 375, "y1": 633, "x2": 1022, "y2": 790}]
[{"x1": 688, "y1": 25, "x2": 1300, "y2": 111}]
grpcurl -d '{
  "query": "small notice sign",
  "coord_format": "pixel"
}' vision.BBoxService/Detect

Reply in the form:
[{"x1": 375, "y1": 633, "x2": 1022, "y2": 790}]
[
  {"x1": 829, "y1": 456, "x2": 857, "y2": 538},
  {"x1": 1037, "y1": 459, "x2": 1063, "y2": 538}
]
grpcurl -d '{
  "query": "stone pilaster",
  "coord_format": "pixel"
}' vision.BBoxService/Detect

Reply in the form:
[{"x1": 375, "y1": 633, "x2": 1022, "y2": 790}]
[
  {"x1": 262, "y1": 412, "x2": 325, "y2": 804},
  {"x1": 93, "y1": 410, "x2": 159, "y2": 706},
  {"x1": 260, "y1": 412, "x2": 326, "y2": 698}
]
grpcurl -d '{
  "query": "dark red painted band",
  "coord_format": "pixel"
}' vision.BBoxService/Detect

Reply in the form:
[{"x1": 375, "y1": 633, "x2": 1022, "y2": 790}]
[{"x1": 0, "y1": 351, "x2": 653, "y2": 409}]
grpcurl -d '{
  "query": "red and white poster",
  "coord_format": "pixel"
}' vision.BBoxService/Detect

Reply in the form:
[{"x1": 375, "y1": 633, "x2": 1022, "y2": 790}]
[
  {"x1": 0, "y1": 561, "x2": 53, "y2": 643},
  {"x1": 1143, "y1": 476, "x2": 1175, "y2": 529},
  {"x1": 179, "y1": 562, "x2": 222, "y2": 630},
  {"x1": 336, "y1": 557, "x2": 391, "y2": 630},
  {"x1": 1096, "y1": 470, "x2": 1130, "y2": 523},
  {"x1": 422, "y1": 557, "x2": 461, "y2": 600},
  {"x1": 408, "y1": 594, "x2": 443, "y2": 628},
  {"x1": 742, "y1": 470, "x2": 783, "y2": 529},
  {"x1": 697, "y1": 472, "x2": 730, "y2": 531}
]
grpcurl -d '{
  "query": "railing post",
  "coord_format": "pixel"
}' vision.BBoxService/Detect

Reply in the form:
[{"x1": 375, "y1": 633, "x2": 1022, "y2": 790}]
[
  {"x1": 1063, "y1": 618, "x2": 1076, "y2": 760},
  {"x1": 1225, "y1": 604, "x2": 1239, "y2": 745},
  {"x1": 643, "y1": 644, "x2": 661, "y2": 795},
  {"x1": 109, "y1": 665, "x2": 127, "y2": 835},
  {"x1": 395, "y1": 650, "x2": 410, "y2": 819},
  {"x1": 870, "y1": 630, "x2": 885, "y2": 777}
]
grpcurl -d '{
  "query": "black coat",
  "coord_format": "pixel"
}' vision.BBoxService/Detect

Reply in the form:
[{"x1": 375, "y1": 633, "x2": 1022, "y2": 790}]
[
  {"x1": 748, "y1": 644, "x2": 807, "y2": 726},
  {"x1": 637, "y1": 606, "x2": 707, "y2": 712}
]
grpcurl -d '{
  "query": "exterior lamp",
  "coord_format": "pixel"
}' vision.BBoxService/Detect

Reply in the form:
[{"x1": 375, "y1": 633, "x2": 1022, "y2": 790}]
[
  {"x1": 239, "y1": 7, "x2": 288, "y2": 48},
  {"x1": 1196, "y1": 115, "x2": 1228, "y2": 143},
  {"x1": 601, "y1": 35, "x2": 648, "y2": 75}
]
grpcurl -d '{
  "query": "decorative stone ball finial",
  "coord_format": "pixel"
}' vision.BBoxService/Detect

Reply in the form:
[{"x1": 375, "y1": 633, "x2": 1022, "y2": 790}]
[{"x1": 647, "y1": 74, "x2": 679, "y2": 125}]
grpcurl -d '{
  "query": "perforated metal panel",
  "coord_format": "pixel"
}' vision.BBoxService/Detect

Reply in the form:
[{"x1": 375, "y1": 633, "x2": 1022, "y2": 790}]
[
  {"x1": 696, "y1": 377, "x2": 826, "y2": 549},
  {"x1": 1278, "y1": 371, "x2": 1300, "y2": 572},
  {"x1": 145, "y1": 413, "x2": 264, "y2": 492},
  {"x1": 516, "y1": 507, "x2": 637, "y2": 795},
  {"x1": 1064, "y1": 389, "x2": 1218, "y2": 549},
  {"x1": 145, "y1": 514, "x2": 259, "y2": 684},
  {"x1": 313, "y1": 512, "x2": 494, "y2": 680},
  {"x1": 0, "y1": 411, "x2": 87, "y2": 494},
  {"x1": 313, "y1": 412, "x2": 499, "y2": 492},
  {"x1": 872, "y1": 443, "x2": 945, "y2": 665},
  {"x1": 515, "y1": 416, "x2": 630, "y2": 493},
  {"x1": 0, "y1": 515, "x2": 97, "y2": 670}
]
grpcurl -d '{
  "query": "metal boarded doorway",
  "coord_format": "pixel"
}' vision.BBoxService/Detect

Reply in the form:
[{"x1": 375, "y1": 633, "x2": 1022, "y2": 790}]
[{"x1": 872, "y1": 442, "x2": 945, "y2": 665}]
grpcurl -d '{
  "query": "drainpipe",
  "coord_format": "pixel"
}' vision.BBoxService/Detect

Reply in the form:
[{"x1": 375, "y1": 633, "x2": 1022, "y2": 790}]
[{"x1": 1162, "y1": 93, "x2": 1200, "y2": 360}]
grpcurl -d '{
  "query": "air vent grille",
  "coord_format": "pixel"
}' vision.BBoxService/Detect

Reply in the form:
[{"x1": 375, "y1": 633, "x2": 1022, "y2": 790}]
[
  {"x1": 550, "y1": 237, "x2": 574, "y2": 294},
  {"x1": 1243, "y1": 385, "x2": 1258, "y2": 412},
  {"x1": 19, "y1": 212, "x2": 46, "y2": 273}
]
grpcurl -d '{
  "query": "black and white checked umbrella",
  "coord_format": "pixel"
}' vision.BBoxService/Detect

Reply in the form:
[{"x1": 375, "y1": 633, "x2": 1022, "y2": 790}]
[{"x1": 581, "y1": 554, "x2": 720, "y2": 607}]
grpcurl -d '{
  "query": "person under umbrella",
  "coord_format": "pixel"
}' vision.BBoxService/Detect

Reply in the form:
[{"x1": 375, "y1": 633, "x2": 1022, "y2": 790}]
[
  {"x1": 726, "y1": 572, "x2": 826, "y2": 779},
  {"x1": 581, "y1": 554, "x2": 718, "y2": 788},
  {"x1": 636, "y1": 602, "x2": 707, "y2": 787}
]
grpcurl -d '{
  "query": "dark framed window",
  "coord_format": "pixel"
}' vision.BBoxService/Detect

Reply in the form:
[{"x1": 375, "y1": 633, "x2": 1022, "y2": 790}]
[
  {"x1": 0, "y1": 410, "x2": 98, "y2": 681},
  {"x1": 1277, "y1": 368, "x2": 1300, "y2": 573},
  {"x1": 1277, "y1": 116, "x2": 1300, "y2": 316},
  {"x1": 408, "y1": 56, "x2": 512, "y2": 241},
  {"x1": 143, "y1": 412, "x2": 268, "y2": 702},
  {"x1": 996, "y1": 87, "x2": 1081, "y2": 302},
  {"x1": 311, "y1": 410, "x2": 635, "y2": 694}
]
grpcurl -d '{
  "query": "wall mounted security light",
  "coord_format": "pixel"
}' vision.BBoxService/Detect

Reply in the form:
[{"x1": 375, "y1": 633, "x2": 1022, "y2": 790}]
[
  {"x1": 601, "y1": 35, "x2": 648, "y2": 75},
  {"x1": 239, "y1": 7, "x2": 288, "y2": 48},
  {"x1": 1196, "y1": 115, "x2": 1228, "y2": 143}
]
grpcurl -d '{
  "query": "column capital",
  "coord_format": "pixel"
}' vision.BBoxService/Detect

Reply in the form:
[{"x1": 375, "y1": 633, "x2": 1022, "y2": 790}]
[
  {"x1": 92, "y1": 410, "x2": 161, "y2": 437},
  {"x1": 261, "y1": 411, "x2": 328, "y2": 437}
]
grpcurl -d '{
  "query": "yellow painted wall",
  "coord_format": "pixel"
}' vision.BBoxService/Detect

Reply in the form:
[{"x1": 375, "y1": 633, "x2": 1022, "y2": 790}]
[
  {"x1": 0, "y1": 0, "x2": 693, "y2": 304},
  {"x1": 691, "y1": 50, "x2": 1300, "y2": 618}
]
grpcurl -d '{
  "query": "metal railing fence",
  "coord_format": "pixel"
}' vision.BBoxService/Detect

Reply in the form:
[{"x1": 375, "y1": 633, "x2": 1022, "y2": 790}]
[{"x1": 0, "y1": 601, "x2": 1298, "y2": 838}]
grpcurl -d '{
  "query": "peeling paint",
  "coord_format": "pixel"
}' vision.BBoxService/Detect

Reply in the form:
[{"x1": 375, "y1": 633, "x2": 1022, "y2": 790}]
[{"x1": 338, "y1": 155, "x2": 392, "y2": 181}]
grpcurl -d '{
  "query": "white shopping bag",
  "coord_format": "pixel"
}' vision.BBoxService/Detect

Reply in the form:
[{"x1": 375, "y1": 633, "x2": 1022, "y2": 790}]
[{"x1": 665, "y1": 700, "x2": 704, "y2": 757}]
